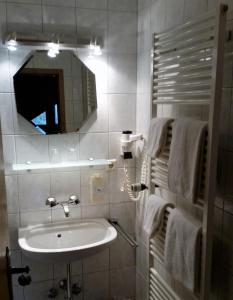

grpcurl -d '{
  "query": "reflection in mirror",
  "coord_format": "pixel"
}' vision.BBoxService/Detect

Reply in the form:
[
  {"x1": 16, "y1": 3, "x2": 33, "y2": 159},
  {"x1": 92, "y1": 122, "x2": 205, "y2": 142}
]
[{"x1": 13, "y1": 50, "x2": 97, "y2": 135}]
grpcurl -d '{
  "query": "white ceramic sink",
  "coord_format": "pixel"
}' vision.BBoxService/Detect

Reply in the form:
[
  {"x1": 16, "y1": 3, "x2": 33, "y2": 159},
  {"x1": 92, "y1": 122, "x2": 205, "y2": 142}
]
[{"x1": 18, "y1": 218, "x2": 117, "y2": 263}]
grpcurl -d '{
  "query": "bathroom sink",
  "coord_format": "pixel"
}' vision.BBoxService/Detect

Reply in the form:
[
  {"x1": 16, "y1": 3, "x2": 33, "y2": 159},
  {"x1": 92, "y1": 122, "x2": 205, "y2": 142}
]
[{"x1": 18, "y1": 218, "x2": 117, "y2": 263}]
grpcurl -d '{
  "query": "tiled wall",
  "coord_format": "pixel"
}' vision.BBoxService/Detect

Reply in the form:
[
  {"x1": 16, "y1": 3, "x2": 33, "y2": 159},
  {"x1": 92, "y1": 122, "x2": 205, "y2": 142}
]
[
  {"x1": 136, "y1": 0, "x2": 233, "y2": 299},
  {"x1": 0, "y1": 0, "x2": 138, "y2": 299}
]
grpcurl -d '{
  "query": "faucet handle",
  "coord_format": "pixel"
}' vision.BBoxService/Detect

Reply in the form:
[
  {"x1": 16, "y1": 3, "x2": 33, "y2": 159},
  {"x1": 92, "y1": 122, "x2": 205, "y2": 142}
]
[
  {"x1": 46, "y1": 197, "x2": 57, "y2": 207},
  {"x1": 69, "y1": 195, "x2": 80, "y2": 205}
]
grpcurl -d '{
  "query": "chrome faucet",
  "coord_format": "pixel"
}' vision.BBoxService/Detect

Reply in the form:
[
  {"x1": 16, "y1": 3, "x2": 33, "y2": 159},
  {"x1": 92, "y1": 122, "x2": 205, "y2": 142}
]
[{"x1": 46, "y1": 195, "x2": 80, "y2": 217}]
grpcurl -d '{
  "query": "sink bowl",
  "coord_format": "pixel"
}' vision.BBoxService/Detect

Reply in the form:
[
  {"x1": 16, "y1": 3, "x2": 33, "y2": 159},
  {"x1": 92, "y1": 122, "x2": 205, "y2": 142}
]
[{"x1": 18, "y1": 218, "x2": 117, "y2": 263}]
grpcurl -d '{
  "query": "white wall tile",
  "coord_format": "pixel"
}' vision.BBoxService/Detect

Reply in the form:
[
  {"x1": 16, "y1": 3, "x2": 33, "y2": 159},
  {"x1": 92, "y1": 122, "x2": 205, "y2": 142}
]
[
  {"x1": 0, "y1": 3, "x2": 6, "y2": 42},
  {"x1": 2, "y1": 134, "x2": 16, "y2": 175},
  {"x1": 136, "y1": 242, "x2": 149, "y2": 280},
  {"x1": 53, "y1": 262, "x2": 67, "y2": 280},
  {"x1": 43, "y1": 5, "x2": 76, "y2": 34},
  {"x1": 5, "y1": 175, "x2": 19, "y2": 213},
  {"x1": 8, "y1": 213, "x2": 19, "y2": 249},
  {"x1": 110, "y1": 202, "x2": 136, "y2": 234},
  {"x1": 107, "y1": 11, "x2": 137, "y2": 54},
  {"x1": 7, "y1": 0, "x2": 42, "y2": 3},
  {"x1": 109, "y1": 94, "x2": 136, "y2": 132},
  {"x1": 150, "y1": 0, "x2": 166, "y2": 33},
  {"x1": 22, "y1": 255, "x2": 53, "y2": 282},
  {"x1": 137, "y1": 51, "x2": 151, "y2": 94},
  {"x1": 136, "y1": 271, "x2": 149, "y2": 300},
  {"x1": 7, "y1": 3, "x2": 42, "y2": 33},
  {"x1": 50, "y1": 171, "x2": 81, "y2": 202},
  {"x1": 0, "y1": 50, "x2": 11, "y2": 93},
  {"x1": 110, "y1": 234, "x2": 136, "y2": 269},
  {"x1": 18, "y1": 173, "x2": 50, "y2": 211},
  {"x1": 0, "y1": 93, "x2": 14, "y2": 134},
  {"x1": 83, "y1": 248, "x2": 109, "y2": 273},
  {"x1": 110, "y1": 267, "x2": 136, "y2": 299},
  {"x1": 42, "y1": 0, "x2": 75, "y2": 7},
  {"x1": 207, "y1": 0, "x2": 218, "y2": 11},
  {"x1": 108, "y1": 0, "x2": 137, "y2": 12},
  {"x1": 15, "y1": 135, "x2": 49, "y2": 163},
  {"x1": 13, "y1": 286, "x2": 24, "y2": 300},
  {"x1": 165, "y1": 0, "x2": 185, "y2": 29},
  {"x1": 76, "y1": 0, "x2": 107, "y2": 10},
  {"x1": 107, "y1": 54, "x2": 137, "y2": 94},
  {"x1": 81, "y1": 203, "x2": 109, "y2": 218},
  {"x1": 138, "y1": 0, "x2": 151, "y2": 11},
  {"x1": 20, "y1": 210, "x2": 51, "y2": 226},
  {"x1": 76, "y1": 8, "x2": 107, "y2": 39},
  {"x1": 24, "y1": 280, "x2": 54, "y2": 300},
  {"x1": 208, "y1": 0, "x2": 233, "y2": 11},
  {"x1": 136, "y1": 93, "x2": 151, "y2": 136},
  {"x1": 79, "y1": 133, "x2": 108, "y2": 160},
  {"x1": 83, "y1": 271, "x2": 109, "y2": 300},
  {"x1": 138, "y1": 8, "x2": 151, "y2": 53},
  {"x1": 71, "y1": 259, "x2": 83, "y2": 276},
  {"x1": 184, "y1": 0, "x2": 207, "y2": 21}
]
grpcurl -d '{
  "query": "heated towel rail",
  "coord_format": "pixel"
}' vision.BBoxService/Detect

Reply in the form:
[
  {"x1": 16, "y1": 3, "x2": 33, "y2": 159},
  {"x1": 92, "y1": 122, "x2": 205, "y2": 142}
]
[
  {"x1": 151, "y1": 123, "x2": 208, "y2": 207},
  {"x1": 149, "y1": 4, "x2": 227, "y2": 300}
]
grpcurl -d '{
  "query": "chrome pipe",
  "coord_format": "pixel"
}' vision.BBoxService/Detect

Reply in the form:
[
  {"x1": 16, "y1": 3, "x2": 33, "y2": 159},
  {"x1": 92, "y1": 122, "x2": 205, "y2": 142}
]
[
  {"x1": 66, "y1": 263, "x2": 72, "y2": 300},
  {"x1": 108, "y1": 219, "x2": 138, "y2": 248}
]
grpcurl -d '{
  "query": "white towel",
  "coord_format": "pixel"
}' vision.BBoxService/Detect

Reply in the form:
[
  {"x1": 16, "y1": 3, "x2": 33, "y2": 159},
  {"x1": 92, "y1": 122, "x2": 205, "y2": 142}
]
[
  {"x1": 147, "y1": 118, "x2": 172, "y2": 158},
  {"x1": 168, "y1": 119, "x2": 207, "y2": 202},
  {"x1": 164, "y1": 209, "x2": 202, "y2": 292},
  {"x1": 143, "y1": 194, "x2": 174, "y2": 236}
]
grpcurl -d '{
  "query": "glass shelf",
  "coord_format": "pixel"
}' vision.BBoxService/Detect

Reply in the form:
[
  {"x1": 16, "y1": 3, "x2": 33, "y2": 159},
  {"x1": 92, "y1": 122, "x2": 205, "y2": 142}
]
[{"x1": 12, "y1": 159, "x2": 116, "y2": 171}]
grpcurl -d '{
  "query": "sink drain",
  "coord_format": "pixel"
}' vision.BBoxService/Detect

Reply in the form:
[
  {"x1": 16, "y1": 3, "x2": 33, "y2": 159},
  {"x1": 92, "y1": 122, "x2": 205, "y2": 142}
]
[{"x1": 57, "y1": 233, "x2": 62, "y2": 238}]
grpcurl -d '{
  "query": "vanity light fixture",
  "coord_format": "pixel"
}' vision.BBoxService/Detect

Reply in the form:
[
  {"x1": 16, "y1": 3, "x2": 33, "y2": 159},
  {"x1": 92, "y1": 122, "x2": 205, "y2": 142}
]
[{"x1": 4, "y1": 32, "x2": 103, "y2": 55}]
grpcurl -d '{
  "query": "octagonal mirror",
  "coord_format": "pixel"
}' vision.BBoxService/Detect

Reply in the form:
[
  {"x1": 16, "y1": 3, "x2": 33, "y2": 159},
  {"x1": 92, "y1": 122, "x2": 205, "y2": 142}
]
[{"x1": 13, "y1": 50, "x2": 97, "y2": 135}]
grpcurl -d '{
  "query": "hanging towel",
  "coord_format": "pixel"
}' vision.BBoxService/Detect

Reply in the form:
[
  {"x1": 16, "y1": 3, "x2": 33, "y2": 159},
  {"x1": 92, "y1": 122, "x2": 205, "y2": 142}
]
[
  {"x1": 164, "y1": 209, "x2": 202, "y2": 292},
  {"x1": 168, "y1": 118, "x2": 207, "y2": 202},
  {"x1": 147, "y1": 118, "x2": 172, "y2": 158},
  {"x1": 143, "y1": 194, "x2": 174, "y2": 236}
]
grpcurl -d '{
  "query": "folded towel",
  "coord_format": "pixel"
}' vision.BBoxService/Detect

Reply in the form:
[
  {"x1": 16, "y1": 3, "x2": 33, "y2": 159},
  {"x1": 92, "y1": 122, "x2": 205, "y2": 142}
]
[
  {"x1": 147, "y1": 118, "x2": 172, "y2": 158},
  {"x1": 168, "y1": 118, "x2": 207, "y2": 202},
  {"x1": 164, "y1": 209, "x2": 202, "y2": 292},
  {"x1": 143, "y1": 194, "x2": 174, "y2": 236}
]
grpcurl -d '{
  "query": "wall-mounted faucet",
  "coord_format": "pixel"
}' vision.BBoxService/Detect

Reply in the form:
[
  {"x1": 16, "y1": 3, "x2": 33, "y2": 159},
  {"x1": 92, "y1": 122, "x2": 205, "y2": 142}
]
[{"x1": 46, "y1": 195, "x2": 80, "y2": 217}]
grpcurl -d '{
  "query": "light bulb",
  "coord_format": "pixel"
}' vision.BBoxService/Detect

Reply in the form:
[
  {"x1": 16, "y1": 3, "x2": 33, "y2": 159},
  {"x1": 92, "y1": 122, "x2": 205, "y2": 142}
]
[
  {"x1": 7, "y1": 45, "x2": 17, "y2": 51},
  {"x1": 93, "y1": 46, "x2": 102, "y2": 56},
  {"x1": 7, "y1": 38, "x2": 17, "y2": 51},
  {"x1": 47, "y1": 42, "x2": 60, "y2": 58},
  {"x1": 47, "y1": 49, "x2": 57, "y2": 58}
]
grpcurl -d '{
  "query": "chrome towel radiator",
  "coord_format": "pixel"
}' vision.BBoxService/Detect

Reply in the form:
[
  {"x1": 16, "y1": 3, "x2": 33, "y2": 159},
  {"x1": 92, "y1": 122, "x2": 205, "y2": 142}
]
[{"x1": 149, "y1": 4, "x2": 227, "y2": 300}]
